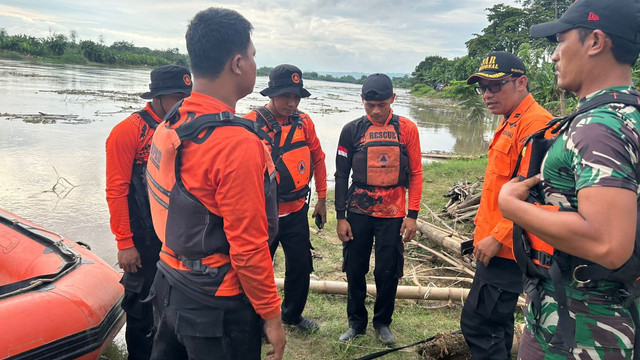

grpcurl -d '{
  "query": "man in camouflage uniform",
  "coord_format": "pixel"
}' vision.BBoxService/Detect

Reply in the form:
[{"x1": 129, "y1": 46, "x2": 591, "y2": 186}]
[{"x1": 498, "y1": 0, "x2": 640, "y2": 358}]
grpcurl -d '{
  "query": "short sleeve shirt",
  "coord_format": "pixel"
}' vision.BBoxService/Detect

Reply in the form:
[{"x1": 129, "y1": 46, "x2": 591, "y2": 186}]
[{"x1": 541, "y1": 86, "x2": 640, "y2": 209}]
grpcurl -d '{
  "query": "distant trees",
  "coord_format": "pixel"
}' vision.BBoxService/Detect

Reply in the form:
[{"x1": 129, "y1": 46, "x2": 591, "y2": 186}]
[
  {"x1": 410, "y1": 0, "x2": 640, "y2": 116},
  {"x1": 257, "y1": 66, "x2": 411, "y2": 88},
  {"x1": 0, "y1": 28, "x2": 188, "y2": 67}
]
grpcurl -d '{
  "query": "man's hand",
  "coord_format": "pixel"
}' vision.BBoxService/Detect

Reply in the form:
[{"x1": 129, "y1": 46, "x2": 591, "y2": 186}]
[
  {"x1": 336, "y1": 219, "x2": 353, "y2": 242},
  {"x1": 473, "y1": 235, "x2": 502, "y2": 266},
  {"x1": 264, "y1": 315, "x2": 286, "y2": 360},
  {"x1": 498, "y1": 175, "x2": 540, "y2": 218},
  {"x1": 400, "y1": 217, "x2": 417, "y2": 243},
  {"x1": 118, "y1": 247, "x2": 142, "y2": 273},
  {"x1": 311, "y1": 198, "x2": 327, "y2": 226}
]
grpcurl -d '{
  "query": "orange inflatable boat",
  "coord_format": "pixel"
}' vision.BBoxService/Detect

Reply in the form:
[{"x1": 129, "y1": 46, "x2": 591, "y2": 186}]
[{"x1": 0, "y1": 208, "x2": 125, "y2": 360}]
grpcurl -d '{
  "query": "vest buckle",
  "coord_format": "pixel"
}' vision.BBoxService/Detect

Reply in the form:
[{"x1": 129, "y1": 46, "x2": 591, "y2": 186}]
[{"x1": 572, "y1": 264, "x2": 592, "y2": 285}]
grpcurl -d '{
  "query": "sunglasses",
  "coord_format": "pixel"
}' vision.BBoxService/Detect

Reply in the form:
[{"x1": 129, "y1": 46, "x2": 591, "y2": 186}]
[{"x1": 475, "y1": 78, "x2": 517, "y2": 95}]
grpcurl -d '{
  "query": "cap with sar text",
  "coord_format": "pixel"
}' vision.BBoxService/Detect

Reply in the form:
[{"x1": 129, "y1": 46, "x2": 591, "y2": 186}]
[
  {"x1": 530, "y1": 0, "x2": 640, "y2": 43},
  {"x1": 466, "y1": 51, "x2": 526, "y2": 85}
]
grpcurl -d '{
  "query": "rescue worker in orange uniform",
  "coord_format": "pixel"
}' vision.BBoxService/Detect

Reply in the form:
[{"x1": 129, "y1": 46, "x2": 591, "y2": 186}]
[
  {"x1": 460, "y1": 51, "x2": 552, "y2": 360},
  {"x1": 145, "y1": 7, "x2": 285, "y2": 360},
  {"x1": 335, "y1": 73, "x2": 422, "y2": 345},
  {"x1": 105, "y1": 64, "x2": 191, "y2": 360},
  {"x1": 244, "y1": 64, "x2": 327, "y2": 333}
]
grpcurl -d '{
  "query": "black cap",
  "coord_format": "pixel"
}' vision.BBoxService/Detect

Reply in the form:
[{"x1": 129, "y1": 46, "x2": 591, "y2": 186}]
[
  {"x1": 530, "y1": 0, "x2": 640, "y2": 43},
  {"x1": 140, "y1": 65, "x2": 192, "y2": 99},
  {"x1": 260, "y1": 64, "x2": 311, "y2": 98},
  {"x1": 361, "y1": 73, "x2": 393, "y2": 101},
  {"x1": 466, "y1": 51, "x2": 526, "y2": 85}
]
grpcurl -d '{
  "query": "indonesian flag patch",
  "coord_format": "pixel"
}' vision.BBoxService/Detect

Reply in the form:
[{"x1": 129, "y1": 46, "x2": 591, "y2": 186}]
[{"x1": 338, "y1": 145, "x2": 348, "y2": 158}]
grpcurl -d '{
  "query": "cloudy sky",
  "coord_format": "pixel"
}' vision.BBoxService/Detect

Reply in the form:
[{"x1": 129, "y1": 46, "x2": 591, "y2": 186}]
[{"x1": 0, "y1": 0, "x2": 520, "y2": 74}]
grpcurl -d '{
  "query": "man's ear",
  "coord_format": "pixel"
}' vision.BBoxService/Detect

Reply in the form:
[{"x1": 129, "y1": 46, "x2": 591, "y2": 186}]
[
  {"x1": 516, "y1": 75, "x2": 528, "y2": 91},
  {"x1": 230, "y1": 54, "x2": 243, "y2": 75},
  {"x1": 589, "y1": 30, "x2": 608, "y2": 55}
]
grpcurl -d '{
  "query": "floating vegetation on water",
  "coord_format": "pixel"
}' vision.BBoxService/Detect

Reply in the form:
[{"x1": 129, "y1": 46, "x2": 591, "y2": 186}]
[
  {"x1": 318, "y1": 106, "x2": 347, "y2": 114},
  {"x1": 95, "y1": 105, "x2": 138, "y2": 116},
  {"x1": 0, "y1": 112, "x2": 92, "y2": 124},
  {"x1": 5, "y1": 71, "x2": 54, "y2": 78},
  {"x1": 42, "y1": 89, "x2": 140, "y2": 103}
]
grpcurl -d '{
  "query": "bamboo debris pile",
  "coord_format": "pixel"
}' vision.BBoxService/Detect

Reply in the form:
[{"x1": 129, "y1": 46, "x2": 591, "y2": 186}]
[{"x1": 443, "y1": 181, "x2": 482, "y2": 222}]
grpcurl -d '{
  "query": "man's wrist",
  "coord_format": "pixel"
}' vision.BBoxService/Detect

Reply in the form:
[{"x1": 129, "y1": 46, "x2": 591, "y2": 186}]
[
  {"x1": 336, "y1": 210, "x2": 346, "y2": 219},
  {"x1": 406, "y1": 210, "x2": 419, "y2": 219}
]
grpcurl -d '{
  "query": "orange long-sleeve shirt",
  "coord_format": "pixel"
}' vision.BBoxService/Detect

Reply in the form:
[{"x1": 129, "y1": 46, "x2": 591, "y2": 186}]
[
  {"x1": 335, "y1": 109, "x2": 422, "y2": 219},
  {"x1": 157, "y1": 92, "x2": 281, "y2": 320},
  {"x1": 105, "y1": 103, "x2": 160, "y2": 250},
  {"x1": 474, "y1": 93, "x2": 553, "y2": 260},
  {"x1": 243, "y1": 108, "x2": 327, "y2": 215}
]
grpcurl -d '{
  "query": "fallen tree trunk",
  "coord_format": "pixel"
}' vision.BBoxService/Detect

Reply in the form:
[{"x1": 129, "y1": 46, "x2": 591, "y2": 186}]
[{"x1": 275, "y1": 278, "x2": 469, "y2": 302}]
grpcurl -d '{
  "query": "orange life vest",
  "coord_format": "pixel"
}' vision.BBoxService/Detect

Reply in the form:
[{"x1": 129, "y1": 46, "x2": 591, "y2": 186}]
[
  {"x1": 255, "y1": 107, "x2": 312, "y2": 202},
  {"x1": 147, "y1": 106, "x2": 277, "y2": 278},
  {"x1": 351, "y1": 115, "x2": 409, "y2": 188}
]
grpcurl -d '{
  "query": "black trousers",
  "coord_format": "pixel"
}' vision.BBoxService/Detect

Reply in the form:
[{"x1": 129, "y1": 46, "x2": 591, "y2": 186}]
[
  {"x1": 460, "y1": 257, "x2": 522, "y2": 360},
  {"x1": 120, "y1": 233, "x2": 162, "y2": 360},
  {"x1": 269, "y1": 203, "x2": 313, "y2": 325},
  {"x1": 342, "y1": 212, "x2": 404, "y2": 331},
  {"x1": 149, "y1": 271, "x2": 262, "y2": 360}
]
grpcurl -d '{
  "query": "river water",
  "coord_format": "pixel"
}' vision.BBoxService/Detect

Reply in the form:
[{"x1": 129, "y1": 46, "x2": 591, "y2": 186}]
[{"x1": 0, "y1": 58, "x2": 495, "y2": 268}]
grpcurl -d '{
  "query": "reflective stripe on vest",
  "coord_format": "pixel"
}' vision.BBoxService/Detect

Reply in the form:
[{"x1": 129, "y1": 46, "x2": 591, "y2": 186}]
[{"x1": 351, "y1": 115, "x2": 409, "y2": 187}]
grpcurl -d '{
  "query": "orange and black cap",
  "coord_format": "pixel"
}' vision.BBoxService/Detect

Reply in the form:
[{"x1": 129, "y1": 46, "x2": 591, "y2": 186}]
[
  {"x1": 361, "y1": 73, "x2": 393, "y2": 101},
  {"x1": 260, "y1": 64, "x2": 311, "y2": 98},
  {"x1": 140, "y1": 65, "x2": 192, "y2": 99},
  {"x1": 530, "y1": 0, "x2": 640, "y2": 43},
  {"x1": 466, "y1": 51, "x2": 526, "y2": 85}
]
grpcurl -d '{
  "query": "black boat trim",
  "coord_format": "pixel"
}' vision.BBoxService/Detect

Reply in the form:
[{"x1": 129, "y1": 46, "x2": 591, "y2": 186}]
[{"x1": 6, "y1": 294, "x2": 125, "y2": 360}]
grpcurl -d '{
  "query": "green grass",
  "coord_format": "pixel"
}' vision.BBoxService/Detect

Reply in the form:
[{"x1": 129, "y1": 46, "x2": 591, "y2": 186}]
[{"x1": 102, "y1": 158, "x2": 490, "y2": 359}]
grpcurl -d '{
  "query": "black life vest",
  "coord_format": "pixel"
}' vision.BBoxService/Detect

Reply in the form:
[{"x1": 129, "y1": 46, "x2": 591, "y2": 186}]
[
  {"x1": 351, "y1": 115, "x2": 409, "y2": 188},
  {"x1": 127, "y1": 109, "x2": 160, "y2": 246},
  {"x1": 255, "y1": 107, "x2": 312, "y2": 202},
  {"x1": 512, "y1": 90, "x2": 640, "y2": 353}
]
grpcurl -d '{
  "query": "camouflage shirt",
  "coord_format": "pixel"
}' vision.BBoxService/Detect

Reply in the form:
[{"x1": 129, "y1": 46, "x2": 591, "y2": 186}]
[
  {"x1": 541, "y1": 86, "x2": 640, "y2": 209},
  {"x1": 520, "y1": 86, "x2": 640, "y2": 359}
]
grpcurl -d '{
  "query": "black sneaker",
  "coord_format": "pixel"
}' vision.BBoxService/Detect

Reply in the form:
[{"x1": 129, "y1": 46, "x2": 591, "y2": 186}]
[
  {"x1": 293, "y1": 318, "x2": 319, "y2": 333},
  {"x1": 375, "y1": 326, "x2": 397, "y2": 346},
  {"x1": 338, "y1": 327, "x2": 365, "y2": 342}
]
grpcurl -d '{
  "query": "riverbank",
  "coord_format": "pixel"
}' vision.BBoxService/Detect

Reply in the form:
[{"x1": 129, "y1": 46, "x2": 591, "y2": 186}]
[{"x1": 101, "y1": 157, "x2": 490, "y2": 360}]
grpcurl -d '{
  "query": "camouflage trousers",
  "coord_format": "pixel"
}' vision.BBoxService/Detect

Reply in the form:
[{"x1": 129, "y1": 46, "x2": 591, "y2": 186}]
[{"x1": 518, "y1": 279, "x2": 638, "y2": 359}]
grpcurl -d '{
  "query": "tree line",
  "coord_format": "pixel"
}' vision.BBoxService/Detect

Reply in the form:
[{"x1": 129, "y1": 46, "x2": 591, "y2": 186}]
[
  {"x1": 412, "y1": 0, "x2": 640, "y2": 116},
  {"x1": 256, "y1": 67, "x2": 412, "y2": 89},
  {"x1": 0, "y1": 29, "x2": 188, "y2": 67}
]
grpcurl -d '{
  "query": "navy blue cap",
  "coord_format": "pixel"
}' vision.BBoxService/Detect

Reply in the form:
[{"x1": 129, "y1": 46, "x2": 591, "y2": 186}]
[{"x1": 361, "y1": 73, "x2": 393, "y2": 101}]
